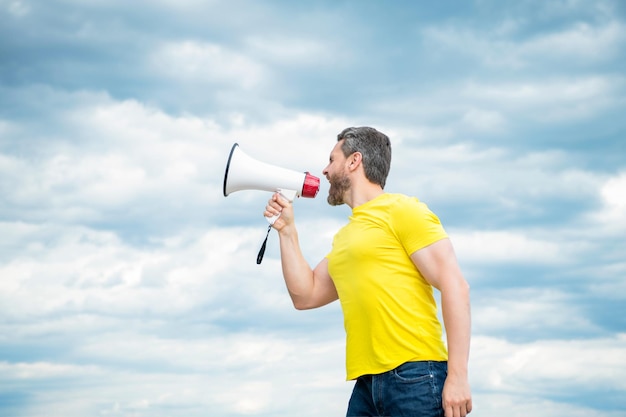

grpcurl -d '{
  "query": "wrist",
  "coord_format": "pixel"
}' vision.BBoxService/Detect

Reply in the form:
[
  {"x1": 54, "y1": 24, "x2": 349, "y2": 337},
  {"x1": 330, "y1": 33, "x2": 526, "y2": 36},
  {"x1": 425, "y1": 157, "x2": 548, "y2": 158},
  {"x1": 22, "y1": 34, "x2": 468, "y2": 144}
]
[
  {"x1": 446, "y1": 363, "x2": 468, "y2": 379},
  {"x1": 277, "y1": 223, "x2": 297, "y2": 238}
]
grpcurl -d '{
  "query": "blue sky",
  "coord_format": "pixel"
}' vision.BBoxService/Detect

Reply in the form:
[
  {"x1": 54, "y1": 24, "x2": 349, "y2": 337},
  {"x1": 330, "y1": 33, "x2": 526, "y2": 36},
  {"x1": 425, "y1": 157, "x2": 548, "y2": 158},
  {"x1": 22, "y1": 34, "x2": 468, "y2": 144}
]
[{"x1": 1, "y1": 0, "x2": 625, "y2": 416}]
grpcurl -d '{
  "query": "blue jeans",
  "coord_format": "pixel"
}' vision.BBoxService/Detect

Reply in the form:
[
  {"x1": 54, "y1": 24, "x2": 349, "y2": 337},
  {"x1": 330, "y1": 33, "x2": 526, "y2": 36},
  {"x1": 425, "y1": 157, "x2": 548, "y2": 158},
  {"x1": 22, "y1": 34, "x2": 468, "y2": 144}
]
[{"x1": 346, "y1": 361, "x2": 447, "y2": 417}]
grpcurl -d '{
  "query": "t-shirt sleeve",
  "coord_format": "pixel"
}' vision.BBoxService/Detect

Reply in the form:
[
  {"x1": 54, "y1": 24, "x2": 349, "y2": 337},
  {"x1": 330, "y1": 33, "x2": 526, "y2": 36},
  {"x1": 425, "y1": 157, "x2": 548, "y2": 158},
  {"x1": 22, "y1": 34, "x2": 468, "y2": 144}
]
[{"x1": 391, "y1": 197, "x2": 448, "y2": 255}]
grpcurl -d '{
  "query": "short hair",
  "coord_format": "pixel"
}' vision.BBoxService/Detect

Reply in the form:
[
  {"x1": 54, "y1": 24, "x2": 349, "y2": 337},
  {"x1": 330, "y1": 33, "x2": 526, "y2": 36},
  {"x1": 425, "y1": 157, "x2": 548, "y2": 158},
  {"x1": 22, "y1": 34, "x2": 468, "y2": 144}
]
[{"x1": 337, "y1": 126, "x2": 392, "y2": 188}]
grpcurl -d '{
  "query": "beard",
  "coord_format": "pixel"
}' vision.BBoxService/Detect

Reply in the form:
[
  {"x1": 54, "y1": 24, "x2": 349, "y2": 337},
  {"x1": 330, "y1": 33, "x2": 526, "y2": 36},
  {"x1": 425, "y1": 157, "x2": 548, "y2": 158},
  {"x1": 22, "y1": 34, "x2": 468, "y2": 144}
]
[{"x1": 327, "y1": 172, "x2": 351, "y2": 206}]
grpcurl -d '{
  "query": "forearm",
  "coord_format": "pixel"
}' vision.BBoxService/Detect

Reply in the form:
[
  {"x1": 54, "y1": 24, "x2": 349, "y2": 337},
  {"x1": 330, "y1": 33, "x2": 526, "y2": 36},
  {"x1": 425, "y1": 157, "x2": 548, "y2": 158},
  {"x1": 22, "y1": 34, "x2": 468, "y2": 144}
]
[
  {"x1": 277, "y1": 225, "x2": 316, "y2": 308},
  {"x1": 440, "y1": 278, "x2": 471, "y2": 377}
]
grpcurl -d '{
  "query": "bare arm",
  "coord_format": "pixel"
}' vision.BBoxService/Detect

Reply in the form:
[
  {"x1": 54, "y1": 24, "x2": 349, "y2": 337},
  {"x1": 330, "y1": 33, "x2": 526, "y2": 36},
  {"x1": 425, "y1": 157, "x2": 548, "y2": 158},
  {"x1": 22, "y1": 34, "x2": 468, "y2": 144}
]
[
  {"x1": 411, "y1": 238, "x2": 472, "y2": 417},
  {"x1": 265, "y1": 193, "x2": 338, "y2": 310}
]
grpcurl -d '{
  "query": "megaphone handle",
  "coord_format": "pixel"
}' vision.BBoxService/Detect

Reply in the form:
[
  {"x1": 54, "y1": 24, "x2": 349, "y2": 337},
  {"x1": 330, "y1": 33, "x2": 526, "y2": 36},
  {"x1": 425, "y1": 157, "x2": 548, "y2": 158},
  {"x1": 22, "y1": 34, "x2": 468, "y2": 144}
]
[
  {"x1": 265, "y1": 189, "x2": 297, "y2": 225},
  {"x1": 266, "y1": 214, "x2": 280, "y2": 225},
  {"x1": 259, "y1": 189, "x2": 297, "y2": 264}
]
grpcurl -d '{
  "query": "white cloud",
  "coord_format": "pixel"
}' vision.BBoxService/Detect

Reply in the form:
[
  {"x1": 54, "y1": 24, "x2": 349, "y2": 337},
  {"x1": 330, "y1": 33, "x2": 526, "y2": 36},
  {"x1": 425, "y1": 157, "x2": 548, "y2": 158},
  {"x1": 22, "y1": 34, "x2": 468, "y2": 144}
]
[
  {"x1": 0, "y1": 88, "x2": 352, "y2": 229},
  {"x1": 471, "y1": 392, "x2": 624, "y2": 417},
  {"x1": 518, "y1": 21, "x2": 626, "y2": 62},
  {"x1": 1, "y1": 91, "x2": 226, "y2": 224},
  {"x1": 1, "y1": 2, "x2": 625, "y2": 416},
  {"x1": 245, "y1": 35, "x2": 338, "y2": 67},
  {"x1": 149, "y1": 40, "x2": 267, "y2": 88},
  {"x1": 0, "y1": 332, "x2": 349, "y2": 417},
  {"x1": 601, "y1": 172, "x2": 626, "y2": 208},
  {"x1": 471, "y1": 333, "x2": 626, "y2": 393},
  {"x1": 5, "y1": 0, "x2": 30, "y2": 17},
  {"x1": 0, "y1": 222, "x2": 271, "y2": 319},
  {"x1": 0, "y1": 214, "x2": 347, "y2": 416},
  {"x1": 472, "y1": 288, "x2": 598, "y2": 335},
  {"x1": 0, "y1": 361, "x2": 103, "y2": 380},
  {"x1": 226, "y1": 113, "x2": 348, "y2": 169},
  {"x1": 463, "y1": 76, "x2": 624, "y2": 122},
  {"x1": 389, "y1": 142, "x2": 604, "y2": 218},
  {"x1": 371, "y1": 74, "x2": 624, "y2": 143},
  {"x1": 595, "y1": 171, "x2": 626, "y2": 228},
  {"x1": 423, "y1": 14, "x2": 626, "y2": 69},
  {"x1": 461, "y1": 108, "x2": 507, "y2": 132},
  {"x1": 451, "y1": 230, "x2": 562, "y2": 265}
]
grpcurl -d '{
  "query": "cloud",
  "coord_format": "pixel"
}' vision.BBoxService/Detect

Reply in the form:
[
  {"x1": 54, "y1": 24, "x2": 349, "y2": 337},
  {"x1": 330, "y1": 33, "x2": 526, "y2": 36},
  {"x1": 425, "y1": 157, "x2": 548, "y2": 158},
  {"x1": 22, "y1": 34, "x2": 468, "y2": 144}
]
[
  {"x1": 5, "y1": 0, "x2": 30, "y2": 17},
  {"x1": 471, "y1": 333, "x2": 626, "y2": 396},
  {"x1": 593, "y1": 171, "x2": 626, "y2": 230},
  {"x1": 149, "y1": 40, "x2": 267, "y2": 88},
  {"x1": 0, "y1": 85, "x2": 358, "y2": 236},
  {"x1": 461, "y1": 76, "x2": 625, "y2": 123},
  {"x1": 472, "y1": 288, "x2": 599, "y2": 337},
  {"x1": 421, "y1": 6, "x2": 626, "y2": 69},
  {"x1": 244, "y1": 34, "x2": 342, "y2": 69},
  {"x1": 0, "y1": 326, "x2": 349, "y2": 416},
  {"x1": 1, "y1": 1, "x2": 625, "y2": 416},
  {"x1": 0, "y1": 222, "x2": 290, "y2": 319},
  {"x1": 0, "y1": 212, "x2": 347, "y2": 416},
  {"x1": 452, "y1": 230, "x2": 562, "y2": 264}
]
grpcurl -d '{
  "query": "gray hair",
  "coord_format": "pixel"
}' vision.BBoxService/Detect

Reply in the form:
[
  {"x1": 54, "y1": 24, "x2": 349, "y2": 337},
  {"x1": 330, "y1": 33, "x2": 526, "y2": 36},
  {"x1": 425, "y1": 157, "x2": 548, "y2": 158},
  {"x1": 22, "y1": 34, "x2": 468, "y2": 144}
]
[{"x1": 337, "y1": 126, "x2": 392, "y2": 188}]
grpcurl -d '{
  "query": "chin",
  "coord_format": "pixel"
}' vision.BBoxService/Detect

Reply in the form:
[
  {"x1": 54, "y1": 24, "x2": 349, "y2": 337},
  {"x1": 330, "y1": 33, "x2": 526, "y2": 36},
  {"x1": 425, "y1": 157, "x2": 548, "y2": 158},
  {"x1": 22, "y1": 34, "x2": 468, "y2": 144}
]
[{"x1": 327, "y1": 196, "x2": 344, "y2": 206}]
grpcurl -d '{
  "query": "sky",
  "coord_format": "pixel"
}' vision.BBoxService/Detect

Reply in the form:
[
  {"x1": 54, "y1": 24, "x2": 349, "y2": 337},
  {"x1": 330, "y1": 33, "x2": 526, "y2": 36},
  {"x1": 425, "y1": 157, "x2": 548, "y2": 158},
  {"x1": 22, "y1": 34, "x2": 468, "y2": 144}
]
[{"x1": 0, "y1": 0, "x2": 625, "y2": 416}]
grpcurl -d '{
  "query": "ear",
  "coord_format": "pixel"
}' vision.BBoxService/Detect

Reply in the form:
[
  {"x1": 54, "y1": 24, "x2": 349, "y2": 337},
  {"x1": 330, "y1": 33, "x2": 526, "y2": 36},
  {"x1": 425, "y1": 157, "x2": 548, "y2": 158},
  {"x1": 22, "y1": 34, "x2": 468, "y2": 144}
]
[{"x1": 347, "y1": 152, "x2": 362, "y2": 172}]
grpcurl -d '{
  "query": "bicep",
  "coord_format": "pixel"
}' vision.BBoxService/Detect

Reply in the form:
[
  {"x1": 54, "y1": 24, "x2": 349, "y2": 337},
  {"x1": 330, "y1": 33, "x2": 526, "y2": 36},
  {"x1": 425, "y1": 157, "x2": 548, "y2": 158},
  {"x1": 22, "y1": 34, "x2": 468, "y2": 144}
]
[
  {"x1": 410, "y1": 238, "x2": 464, "y2": 291},
  {"x1": 305, "y1": 258, "x2": 338, "y2": 309}
]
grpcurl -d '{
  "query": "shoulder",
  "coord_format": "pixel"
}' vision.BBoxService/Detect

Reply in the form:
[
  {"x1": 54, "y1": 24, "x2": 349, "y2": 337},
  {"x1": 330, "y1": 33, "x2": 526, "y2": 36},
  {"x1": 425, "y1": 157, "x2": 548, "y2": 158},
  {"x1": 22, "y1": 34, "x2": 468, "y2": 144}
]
[
  {"x1": 368, "y1": 193, "x2": 420, "y2": 210},
  {"x1": 386, "y1": 194, "x2": 438, "y2": 220},
  {"x1": 359, "y1": 193, "x2": 443, "y2": 230},
  {"x1": 387, "y1": 194, "x2": 447, "y2": 250}
]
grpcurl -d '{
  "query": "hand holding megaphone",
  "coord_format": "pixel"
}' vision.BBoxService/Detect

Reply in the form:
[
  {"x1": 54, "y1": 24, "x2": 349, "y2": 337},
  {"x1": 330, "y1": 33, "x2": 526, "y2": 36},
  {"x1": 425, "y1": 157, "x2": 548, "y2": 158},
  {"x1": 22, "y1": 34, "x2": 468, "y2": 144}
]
[
  {"x1": 264, "y1": 191, "x2": 296, "y2": 230},
  {"x1": 222, "y1": 143, "x2": 320, "y2": 263}
]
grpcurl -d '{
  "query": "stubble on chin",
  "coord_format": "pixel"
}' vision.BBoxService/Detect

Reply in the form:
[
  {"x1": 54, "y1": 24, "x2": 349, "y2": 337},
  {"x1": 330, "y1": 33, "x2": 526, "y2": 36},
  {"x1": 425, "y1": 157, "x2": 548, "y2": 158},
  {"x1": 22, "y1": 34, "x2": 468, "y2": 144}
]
[{"x1": 327, "y1": 174, "x2": 350, "y2": 206}]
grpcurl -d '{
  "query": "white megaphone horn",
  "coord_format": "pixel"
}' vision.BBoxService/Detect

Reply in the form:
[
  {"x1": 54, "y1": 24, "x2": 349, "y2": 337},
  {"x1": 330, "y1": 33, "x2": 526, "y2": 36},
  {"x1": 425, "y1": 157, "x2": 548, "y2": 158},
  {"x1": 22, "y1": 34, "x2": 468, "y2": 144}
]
[{"x1": 223, "y1": 143, "x2": 320, "y2": 225}]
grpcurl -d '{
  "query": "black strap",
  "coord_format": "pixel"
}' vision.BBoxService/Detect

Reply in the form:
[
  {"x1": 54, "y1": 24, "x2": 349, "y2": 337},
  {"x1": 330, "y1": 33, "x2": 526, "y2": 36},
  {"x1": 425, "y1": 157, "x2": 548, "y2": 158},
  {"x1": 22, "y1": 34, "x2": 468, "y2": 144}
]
[{"x1": 256, "y1": 224, "x2": 272, "y2": 264}]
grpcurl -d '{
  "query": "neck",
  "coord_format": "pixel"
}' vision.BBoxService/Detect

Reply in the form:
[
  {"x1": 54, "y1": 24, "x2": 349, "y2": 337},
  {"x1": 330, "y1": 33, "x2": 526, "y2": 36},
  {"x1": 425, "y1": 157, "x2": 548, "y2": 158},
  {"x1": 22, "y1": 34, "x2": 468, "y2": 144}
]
[{"x1": 346, "y1": 181, "x2": 385, "y2": 209}]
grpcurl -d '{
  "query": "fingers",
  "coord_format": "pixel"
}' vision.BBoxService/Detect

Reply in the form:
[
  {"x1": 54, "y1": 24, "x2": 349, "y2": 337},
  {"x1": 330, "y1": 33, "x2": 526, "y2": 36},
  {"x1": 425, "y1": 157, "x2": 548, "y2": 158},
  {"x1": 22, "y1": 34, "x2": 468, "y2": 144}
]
[
  {"x1": 265, "y1": 202, "x2": 282, "y2": 219},
  {"x1": 442, "y1": 377, "x2": 472, "y2": 417},
  {"x1": 443, "y1": 393, "x2": 472, "y2": 417},
  {"x1": 272, "y1": 192, "x2": 291, "y2": 208},
  {"x1": 265, "y1": 192, "x2": 285, "y2": 218},
  {"x1": 444, "y1": 402, "x2": 472, "y2": 417}
]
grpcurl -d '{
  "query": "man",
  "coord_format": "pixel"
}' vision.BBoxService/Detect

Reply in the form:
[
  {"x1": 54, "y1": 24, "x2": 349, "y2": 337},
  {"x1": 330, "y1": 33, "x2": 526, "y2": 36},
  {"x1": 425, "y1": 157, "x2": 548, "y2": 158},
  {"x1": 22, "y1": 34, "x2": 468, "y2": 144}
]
[{"x1": 264, "y1": 127, "x2": 472, "y2": 417}]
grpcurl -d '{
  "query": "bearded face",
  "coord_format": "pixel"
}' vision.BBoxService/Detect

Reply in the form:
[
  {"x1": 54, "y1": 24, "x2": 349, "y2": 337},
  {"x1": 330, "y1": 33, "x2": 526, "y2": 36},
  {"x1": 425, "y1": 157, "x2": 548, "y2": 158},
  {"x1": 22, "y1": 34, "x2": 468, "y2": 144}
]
[{"x1": 327, "y1": 171, "x2": 351, "y2": 206}]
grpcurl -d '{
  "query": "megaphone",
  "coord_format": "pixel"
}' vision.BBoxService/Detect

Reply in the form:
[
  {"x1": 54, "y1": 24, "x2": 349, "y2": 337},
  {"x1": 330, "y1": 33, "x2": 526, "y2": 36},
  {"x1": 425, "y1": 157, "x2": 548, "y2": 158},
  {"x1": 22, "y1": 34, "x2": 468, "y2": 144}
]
[
  {"x1": 223, "y1": 143, "x2": 321, "y2": 265},
  {"x1": 223, "y1": 143, "x2": 320, "y2": 224}
]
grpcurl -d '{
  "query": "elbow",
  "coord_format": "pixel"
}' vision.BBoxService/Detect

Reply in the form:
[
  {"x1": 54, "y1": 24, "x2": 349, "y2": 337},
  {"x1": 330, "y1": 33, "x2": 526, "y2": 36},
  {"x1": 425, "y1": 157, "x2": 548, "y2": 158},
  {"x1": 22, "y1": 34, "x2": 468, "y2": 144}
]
[
  {"x1": 291, "y1": 294, "x2": 330, "y2": 310},
  {"x1": 290, "y1": 293, "x2": 308, "y2": 310},
  {"x1": 441, "y1": 276, "x2": 471, "y2": 297},
  {"x1": 292, "y1": 299, "x2": 314, "y2": 311},
  {"x1": 287, "y1": 288, "x2": 310, "y2": 310},
  {"x1": 459, "y1": 279, "x2": 471, "y2": 298}
]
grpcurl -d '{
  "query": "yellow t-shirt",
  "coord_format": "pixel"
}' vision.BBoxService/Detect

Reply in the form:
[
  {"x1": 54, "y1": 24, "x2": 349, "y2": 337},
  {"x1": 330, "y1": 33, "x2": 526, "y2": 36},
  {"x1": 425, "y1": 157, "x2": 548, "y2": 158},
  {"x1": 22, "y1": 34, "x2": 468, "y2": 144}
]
[{"x1": 327, "y1": 193, "x2": 448, "y2": 380}]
